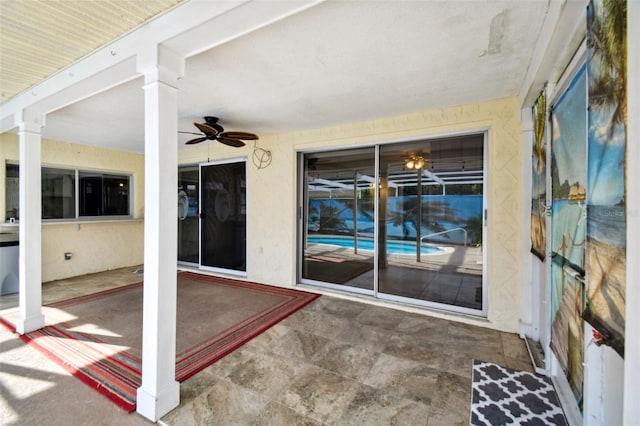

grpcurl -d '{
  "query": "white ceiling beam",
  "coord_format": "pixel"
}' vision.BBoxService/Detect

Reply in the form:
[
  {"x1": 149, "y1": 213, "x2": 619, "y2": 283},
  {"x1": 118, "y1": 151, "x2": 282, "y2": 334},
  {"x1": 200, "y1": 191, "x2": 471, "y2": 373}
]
[
  {"x1": 0, "y1": 0, "x2": 325, "y2": 133},
  {"x1": 309, "y1": 177, "x2": 352, "y2": 189},
  {"x1": 308, "y1": 185, "x2": 332, "y2": 192},
  {"x1": 165, "y1": 0, "x2": 326, "y2": 59},
  {"x1": 435, "y1": 171, "x2": 483, "y2": 176},
  {"x1": 356, "y1": 173, "x2": 398, "y2": 189},
  {"x1": 421, "y1": 169, "x2": 445, "y2": 185}
]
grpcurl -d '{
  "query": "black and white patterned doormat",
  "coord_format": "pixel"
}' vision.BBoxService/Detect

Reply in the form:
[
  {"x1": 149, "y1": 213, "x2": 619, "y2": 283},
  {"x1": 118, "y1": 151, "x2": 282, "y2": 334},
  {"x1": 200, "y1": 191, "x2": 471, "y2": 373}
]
[{"x1": 470, "y1": 360, "x2": 567, "y2": 425}]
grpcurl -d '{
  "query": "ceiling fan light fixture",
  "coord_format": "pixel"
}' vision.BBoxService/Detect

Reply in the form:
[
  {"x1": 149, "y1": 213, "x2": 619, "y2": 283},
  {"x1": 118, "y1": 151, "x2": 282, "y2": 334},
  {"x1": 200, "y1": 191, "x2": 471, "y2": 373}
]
[{"x1": 405, "y1": 155, "x2": 426, "y2": 170}]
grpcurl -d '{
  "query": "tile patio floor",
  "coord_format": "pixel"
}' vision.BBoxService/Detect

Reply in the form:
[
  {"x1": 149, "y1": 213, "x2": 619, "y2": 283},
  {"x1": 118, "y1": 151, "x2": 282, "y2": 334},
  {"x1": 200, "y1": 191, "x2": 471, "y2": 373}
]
[{"x1": 0, "y1": 266, "x2": 533, "y2": 425}]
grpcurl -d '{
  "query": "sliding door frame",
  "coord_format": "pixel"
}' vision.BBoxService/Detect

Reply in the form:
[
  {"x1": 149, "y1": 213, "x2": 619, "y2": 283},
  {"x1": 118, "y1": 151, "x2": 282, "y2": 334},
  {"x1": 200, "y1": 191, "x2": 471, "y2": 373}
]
[
  {"x1": 178, "y1": 162, "x2": 200, "y2": 268},
  {"x1": 297, "y1": 130, "x2": 489, "y2": 317},
  {"x1": 296, "y1": 146, "x2": 376, "y2": 296},
  {"x1": 198, "y1": 156, "x2": 248, "y2": 277},
  {"x1": 374, "y1": 132, "x2": 488, "y2": 317}
]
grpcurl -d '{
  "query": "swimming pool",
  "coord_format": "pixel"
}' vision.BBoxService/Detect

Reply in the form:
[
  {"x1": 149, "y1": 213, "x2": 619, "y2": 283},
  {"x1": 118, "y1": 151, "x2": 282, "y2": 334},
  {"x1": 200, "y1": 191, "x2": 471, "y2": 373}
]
[{"x1": 307, "y1": 236, "x2": 446, "y2": 255}]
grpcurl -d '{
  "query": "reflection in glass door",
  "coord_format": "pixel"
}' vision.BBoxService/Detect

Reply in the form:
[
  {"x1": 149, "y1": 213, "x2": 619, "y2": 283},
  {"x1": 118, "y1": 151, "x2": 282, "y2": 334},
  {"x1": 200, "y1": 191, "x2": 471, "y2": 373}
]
[
  {"x1": 200, "y1": 161, "x2": 246, "y2": 273},
  {"x1": 301, "y1": 148, "x2": 376, "y2": 293},
  {"x1": 377, "y1": 136, "x2": 485, "y2": 312},
  {"x1": 178, "y1": 165, "x2": 199, "y2": 264},
  {"x1": 300, "y1": 134, "x2": 486, "y2": 314}
]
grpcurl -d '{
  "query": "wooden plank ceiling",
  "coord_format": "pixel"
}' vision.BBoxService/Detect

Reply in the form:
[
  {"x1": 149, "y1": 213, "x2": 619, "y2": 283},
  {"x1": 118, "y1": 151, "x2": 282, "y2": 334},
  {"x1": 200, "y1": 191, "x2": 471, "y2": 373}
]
[{"x1": 0, "y1": 0, "x2": 181, "y2": 103}]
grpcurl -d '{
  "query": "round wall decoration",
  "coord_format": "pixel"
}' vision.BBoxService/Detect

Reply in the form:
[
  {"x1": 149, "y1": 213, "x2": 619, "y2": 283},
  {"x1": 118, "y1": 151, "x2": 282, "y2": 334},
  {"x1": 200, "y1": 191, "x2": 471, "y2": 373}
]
[
  {"x1": 215, "y1": 188, "x2": 230, "y2": 222},
  {"x1": 178, "y1": 190, "x2": 189, "y2": 220}
]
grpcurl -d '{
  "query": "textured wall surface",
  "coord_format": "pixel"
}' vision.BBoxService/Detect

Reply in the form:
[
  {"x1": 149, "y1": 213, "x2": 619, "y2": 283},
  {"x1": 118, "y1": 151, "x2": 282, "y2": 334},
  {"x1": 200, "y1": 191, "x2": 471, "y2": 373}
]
[
  {"x1": 181, "y1": 96, "x2": 523, "y2": 332},
  {"x1": 0, "y1": 133, "x2": 145, "y2": 281},
  {"x1": 1, "y1": 96, "x2": 523, "y2": 328},
  {"x1": 42, "y1": 220, "x2": 144, "y2": 282}
]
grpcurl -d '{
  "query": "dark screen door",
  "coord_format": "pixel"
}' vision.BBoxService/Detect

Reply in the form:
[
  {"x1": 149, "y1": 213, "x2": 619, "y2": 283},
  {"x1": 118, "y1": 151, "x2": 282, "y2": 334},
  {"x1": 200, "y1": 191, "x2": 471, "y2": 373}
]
[{"x1": 200, "y1": 161, "x2": 246, "y2": 272}]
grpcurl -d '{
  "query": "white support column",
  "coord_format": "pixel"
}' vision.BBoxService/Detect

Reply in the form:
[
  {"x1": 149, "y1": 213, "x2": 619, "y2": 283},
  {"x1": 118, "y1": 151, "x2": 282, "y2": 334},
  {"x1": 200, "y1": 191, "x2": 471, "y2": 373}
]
[
  {"x1": 540, "y1": 81, "x2": 556, "y2": 370},
  {"x1": 16, "y1": 114, "x2": 45, "y2": 334},
  {"x1": 519, "y1": 107, "x2": 536, "y2": 339},
  {"x1": 136, "y1": 44, "x2": 184, "y2": 422}
]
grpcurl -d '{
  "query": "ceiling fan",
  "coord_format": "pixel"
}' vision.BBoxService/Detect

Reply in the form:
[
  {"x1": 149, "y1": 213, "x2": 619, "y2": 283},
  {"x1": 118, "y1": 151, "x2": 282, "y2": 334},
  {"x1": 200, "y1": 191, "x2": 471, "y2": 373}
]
[{"x1": 180, "y1": 116, "x2": 258, "y2": 147}]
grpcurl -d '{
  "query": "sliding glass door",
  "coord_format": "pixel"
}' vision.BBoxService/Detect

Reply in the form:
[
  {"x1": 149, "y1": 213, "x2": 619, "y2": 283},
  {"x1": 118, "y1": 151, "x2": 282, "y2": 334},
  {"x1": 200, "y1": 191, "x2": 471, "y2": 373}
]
[
  {"x1": 377, "y1": 136, "x2": 485, "y2": 311},
  {"x1": 301, "y1": 148, "x2": 376, "y2": 293},
  {"x1": 300, "y1": 134, "x2": 486, "y2": 314},
  {"x1": 178, "y1": 161, "x2": 247, "y2": 273},
  {"x1": 178, "y1": 166, "x2": 199, "y2": 264}
]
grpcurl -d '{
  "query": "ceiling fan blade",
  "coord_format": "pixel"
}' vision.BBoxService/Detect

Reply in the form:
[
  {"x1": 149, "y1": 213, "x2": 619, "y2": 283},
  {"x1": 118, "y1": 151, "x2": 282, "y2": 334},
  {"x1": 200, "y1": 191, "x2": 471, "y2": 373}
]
[
  {"x1": 220, "y1": 131, "x2": 259, "y2": 140},
  {"x1": 185, "y1": 137, "x2": 208, "y2": 145},
  {"x1": 194, "y1": 122, "x2": 219, "y2": 138},
  {"x1": 217, "y1": 137, "x2": 246, "y2": 148},
  {"x1": 179, "y1": 131, "x2": 203, "y2": 135}
]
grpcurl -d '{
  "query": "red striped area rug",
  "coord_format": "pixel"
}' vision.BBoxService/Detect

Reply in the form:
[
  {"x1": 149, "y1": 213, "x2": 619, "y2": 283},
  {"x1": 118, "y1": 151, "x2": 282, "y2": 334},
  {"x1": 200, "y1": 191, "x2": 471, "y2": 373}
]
[{"x1": 0, "y1": 272, "x2": 320, "y2": 412}]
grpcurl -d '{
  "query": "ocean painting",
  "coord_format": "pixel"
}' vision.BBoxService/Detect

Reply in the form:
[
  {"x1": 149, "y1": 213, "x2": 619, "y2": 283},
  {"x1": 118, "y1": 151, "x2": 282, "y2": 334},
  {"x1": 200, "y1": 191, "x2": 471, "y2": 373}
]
[
  {"x1": 549, "y1": 62, "x2": 587, "y2": 408},
  {"x1": 583, "y1": 0, "x2": 626, "y2": 357},
  {"x1": 531, "y1": 89, "x2": 547, "y2": 260},
  {"x1": 550, "y1": 65, "x2": 587, "y2": 272}
]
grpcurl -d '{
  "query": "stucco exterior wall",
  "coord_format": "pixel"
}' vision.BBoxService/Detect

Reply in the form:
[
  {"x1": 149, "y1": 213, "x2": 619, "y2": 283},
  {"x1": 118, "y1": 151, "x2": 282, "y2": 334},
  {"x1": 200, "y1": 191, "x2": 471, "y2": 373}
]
[
  {"x1": 1, "y1": 96, "x2": 523, "y2": 329},
  {"x1": 181, "y1": 96, "x2": 523, "y2": 332},
  {"x1": 0, "y1": 133, "x2": 145, "y2": 281},
  {"x1": 40, "y1": 220, "x2": 143, "y2": 281}
]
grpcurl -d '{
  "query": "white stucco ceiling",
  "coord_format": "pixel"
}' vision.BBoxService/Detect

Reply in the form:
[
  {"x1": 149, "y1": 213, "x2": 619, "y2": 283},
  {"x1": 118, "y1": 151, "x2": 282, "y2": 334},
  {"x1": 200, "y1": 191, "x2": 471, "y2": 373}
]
[{"x1": 3, "y1": 1, "x2": 562, "y2": 153}]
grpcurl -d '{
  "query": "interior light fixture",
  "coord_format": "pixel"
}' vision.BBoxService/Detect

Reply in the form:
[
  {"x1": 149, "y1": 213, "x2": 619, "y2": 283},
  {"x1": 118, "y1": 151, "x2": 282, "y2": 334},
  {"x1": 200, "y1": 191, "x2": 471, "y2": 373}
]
[{"x1": 405, "y1": 155, "x2": 426, "y2": 170}]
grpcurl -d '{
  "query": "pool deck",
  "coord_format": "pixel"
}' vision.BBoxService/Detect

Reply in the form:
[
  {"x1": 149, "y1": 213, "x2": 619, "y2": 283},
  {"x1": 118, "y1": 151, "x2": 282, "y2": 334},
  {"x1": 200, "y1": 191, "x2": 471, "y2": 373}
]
[
  {"x1": 304, "y1": 238, "x2": 483, "y2": 310},
  {"x1": 306, "y1": 238, "x2": 482, "y2": 273}
]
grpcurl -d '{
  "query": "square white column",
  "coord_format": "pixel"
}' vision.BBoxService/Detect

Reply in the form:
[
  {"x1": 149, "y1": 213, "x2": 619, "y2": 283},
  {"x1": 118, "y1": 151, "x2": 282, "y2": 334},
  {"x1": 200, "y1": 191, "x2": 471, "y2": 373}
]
[
  {"x1": 16, "y1": 120, "x2": 45, "y2": 334},
  {"x1": 136, "y1": 45, "x2": 183, "y2": 422}
]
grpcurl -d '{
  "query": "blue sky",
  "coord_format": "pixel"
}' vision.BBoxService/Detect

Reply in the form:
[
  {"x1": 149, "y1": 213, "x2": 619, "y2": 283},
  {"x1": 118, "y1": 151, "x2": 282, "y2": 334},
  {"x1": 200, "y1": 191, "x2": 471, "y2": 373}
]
[
  {"x1": 587, "y1": 103, "x2": 626, "y2": 205},
  {"x1": 552, "y1": 67, "x2": 587, "y2": 189}
]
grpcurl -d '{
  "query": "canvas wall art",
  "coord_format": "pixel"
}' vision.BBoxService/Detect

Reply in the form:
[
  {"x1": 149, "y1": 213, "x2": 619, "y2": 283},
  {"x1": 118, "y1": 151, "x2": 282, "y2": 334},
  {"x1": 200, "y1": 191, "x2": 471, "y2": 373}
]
[
  {"x1": 550, "y1": 65, "x2": 587, "y2": 273},
  {"x1": 549, "y1": 63, "x2": 587, "y2": 408},
  {"x1": 583, "y1": 0, "x2": 627, "y2": 357},
  {"x1": 530, "y1": 90, "x2": 547, "y2": 260},
  {"x1": 550, "y1": 258, "x2": 584, "y2": 409}
]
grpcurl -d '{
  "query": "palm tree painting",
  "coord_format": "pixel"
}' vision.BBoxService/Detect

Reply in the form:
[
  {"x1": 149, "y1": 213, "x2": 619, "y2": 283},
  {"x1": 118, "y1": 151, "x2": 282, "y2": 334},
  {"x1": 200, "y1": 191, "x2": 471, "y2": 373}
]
[
  {"x1": 550, "y1": 65, "x2": 587, "y2": 273},
  {"x1": 584, "y1": 0, "x2": 626, "y2": 357},
  {"x1": 549, "y1": 64, "x2": 587, "y2": 408},
  {"x1": 531, "y1": 89, "x2": 547, "y2": 260}
]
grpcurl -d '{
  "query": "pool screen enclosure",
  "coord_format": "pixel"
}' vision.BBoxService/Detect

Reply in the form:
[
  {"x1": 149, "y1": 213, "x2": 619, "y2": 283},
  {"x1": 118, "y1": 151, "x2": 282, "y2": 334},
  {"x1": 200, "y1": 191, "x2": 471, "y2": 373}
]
[{"x1": 300, "y1": 134, "x2": 486, "y2": 315}]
